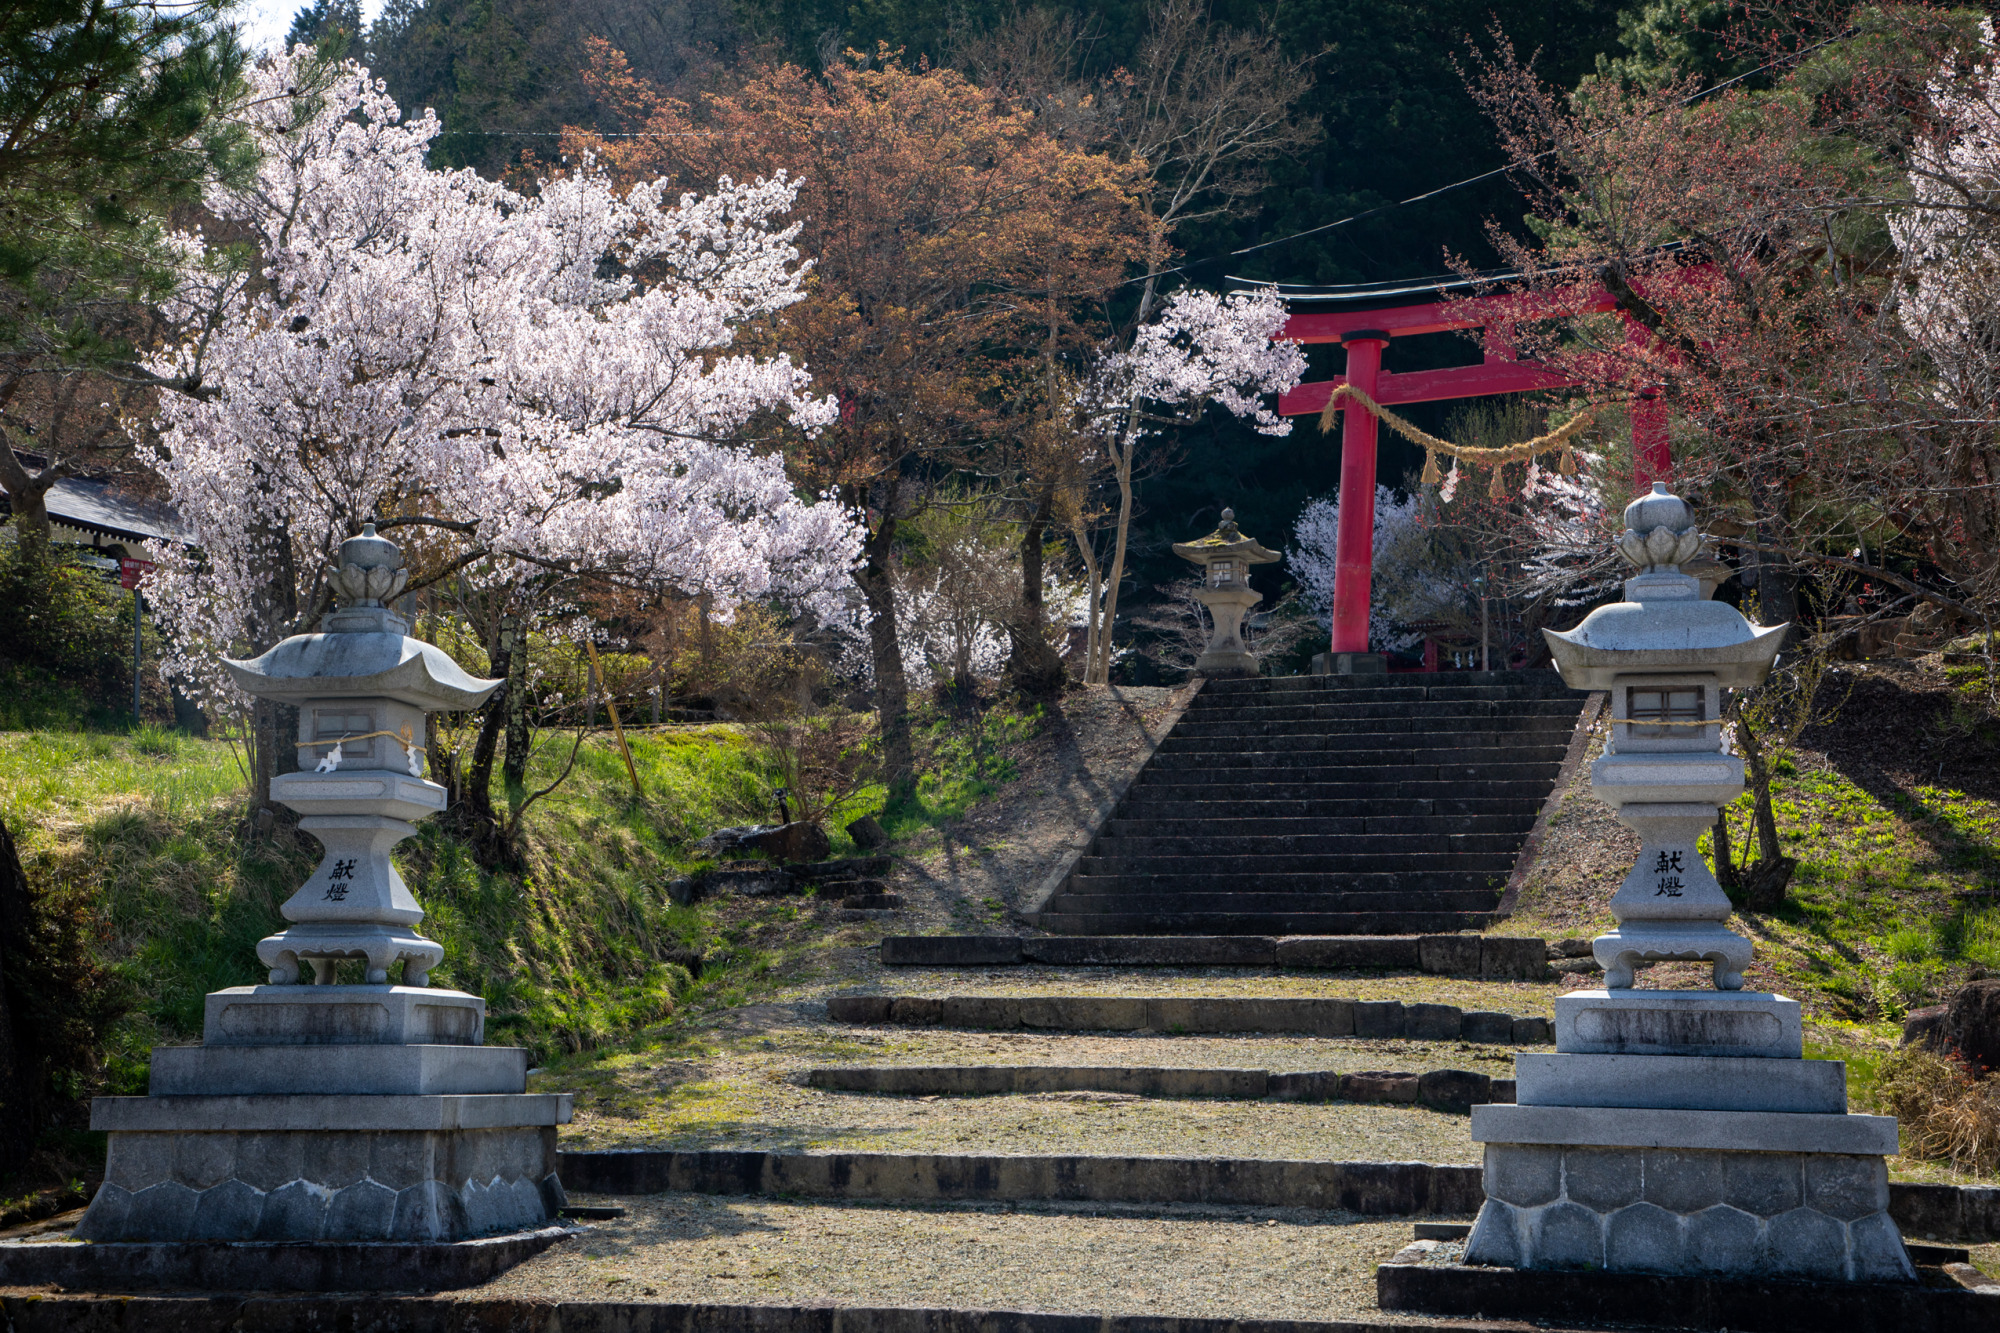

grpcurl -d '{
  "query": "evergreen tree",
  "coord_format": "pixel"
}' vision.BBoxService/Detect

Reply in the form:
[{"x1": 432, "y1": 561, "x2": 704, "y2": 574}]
[
  {"x1": 0, "y1": 0, "x2": 252, "y2": 554},
  {"x1": 287, "y1": 0, "x2": 364, "y2": 53}
]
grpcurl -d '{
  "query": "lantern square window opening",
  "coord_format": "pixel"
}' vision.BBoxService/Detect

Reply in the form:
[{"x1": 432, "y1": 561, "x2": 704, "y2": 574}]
[
  {"x1": 313, "y1": 709, "x2": 377, "y2": 757},
  {"x1": 1210, "y1": 559, "x2": 1240, "y2": 587},
  {"x1": 1626, "y1": 686, "x2": 1704, "y2": 738}
]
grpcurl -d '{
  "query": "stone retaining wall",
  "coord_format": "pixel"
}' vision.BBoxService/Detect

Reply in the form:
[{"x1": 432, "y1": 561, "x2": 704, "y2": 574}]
[{"x1": 879, "y1": 934, "x2": 1550, "y2": 978}]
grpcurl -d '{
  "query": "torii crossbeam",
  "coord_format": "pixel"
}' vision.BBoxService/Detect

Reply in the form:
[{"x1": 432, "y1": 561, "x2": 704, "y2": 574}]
[{"x1": 1270, "y1": 274, "x2": 1671, "y2": 660}]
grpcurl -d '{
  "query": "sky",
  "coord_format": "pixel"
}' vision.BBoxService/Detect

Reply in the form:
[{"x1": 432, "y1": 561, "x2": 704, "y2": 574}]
[{"x1": 234, "y1": 0, "x2": 384, "y2": 54}]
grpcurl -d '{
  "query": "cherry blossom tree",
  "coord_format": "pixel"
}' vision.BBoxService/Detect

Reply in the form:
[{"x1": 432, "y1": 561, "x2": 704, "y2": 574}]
[
  {"x1": 1073, "y1": 286, "x2": 1306, "y2": 683},
  {"x1": 142, "y1": 47, "x2": 859, "y2": 805},
  {"x1": 1287, "y1": 486, "x2": 1425, "y2": 654}
]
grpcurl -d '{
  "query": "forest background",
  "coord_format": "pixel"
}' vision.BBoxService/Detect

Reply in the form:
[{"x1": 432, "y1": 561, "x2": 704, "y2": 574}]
[{"x1": 313, "y1": 0, "x2": 1669, "y2": 607}]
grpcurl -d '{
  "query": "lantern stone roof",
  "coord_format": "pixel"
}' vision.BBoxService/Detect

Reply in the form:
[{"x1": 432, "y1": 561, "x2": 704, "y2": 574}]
[
  {"x1": 224, "y1": 633, "x2": 501, "y2": 710},
  {"x1": 1173, "y1": 509, "x2": 1280, "y2": 566}
]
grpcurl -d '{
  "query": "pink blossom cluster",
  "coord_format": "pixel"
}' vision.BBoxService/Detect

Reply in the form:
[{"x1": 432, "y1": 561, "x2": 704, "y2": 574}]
[
  {"x1": 143, "y1": 48, "x2": 858, "y2": 700},
  {"x1": 1086, "y1": 287, "x2": 1307, "y2": 435}
]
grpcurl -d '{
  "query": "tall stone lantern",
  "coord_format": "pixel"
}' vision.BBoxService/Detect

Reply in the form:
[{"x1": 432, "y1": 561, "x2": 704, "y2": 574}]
[
  {"x1": 1172, "y1": 508, "x2": 1280, "y2": 677},
  {"x1": 1461, "y1": 483, "x2": 1911, "y2": 1283},
  {"x1": 76, "y1": 525, "x2": 573, "y2": 1248}
]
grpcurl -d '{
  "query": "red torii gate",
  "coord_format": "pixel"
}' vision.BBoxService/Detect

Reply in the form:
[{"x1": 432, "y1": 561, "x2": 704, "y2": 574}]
[{"x1": 1272, "y1": 278, "x2": 1672, "y2": 660}]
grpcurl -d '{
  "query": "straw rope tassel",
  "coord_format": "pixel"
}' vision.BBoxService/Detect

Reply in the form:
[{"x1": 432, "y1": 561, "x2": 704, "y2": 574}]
[
  {"x1": 1488, "y1": 466, "x2": 1508, "y2": 500},
  {"x1": 1314, "y1": 384, "x2": 1605, "y2": 475},
  {"x1": 1420, "y1": 451, "x2": 1442, "y2": 485}
]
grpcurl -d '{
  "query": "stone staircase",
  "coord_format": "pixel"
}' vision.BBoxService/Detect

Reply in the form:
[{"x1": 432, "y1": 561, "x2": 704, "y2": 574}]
[{"x1": 1032, "y1": 671, "x2": 1588, "y2": 937}]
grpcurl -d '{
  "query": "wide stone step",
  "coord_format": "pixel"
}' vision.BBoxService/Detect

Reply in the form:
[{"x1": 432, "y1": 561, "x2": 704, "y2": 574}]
[
  {"x1": 804, "y1": 1064, "x2": 1517, "y2": 1109},
  {"x1": 556, "y1": 1146, "x2": 1485, "y2": 1213},
  {"x1": 1089, "y1": 832, "x2": 1528, "y2": 856},
  {"x1": 876, "y1": 933, "x2": 1553, "y2": 978},
  {"x1": 1117, "y1": 797, "x2": 1546, "y2": 820},
  {"x1": 1042, "y1": 889, "x2": 1503, "y2": 914},
  {"x1": 1037, "y1": 910, "x2": 1502, "y2": 935},
  {"x1": 1142, "y1": 763, "x2": 1566, "y2": 787},
  {"x1": 1150, "y1": 744, "x2": 1568, "y2": 768},
  {"x1": 1155, "y1": 732, "x2": 1573, "y2": 756},
  {"x1": 1066, "y1": 870, "x2": 1503, "y2": 893},
  {"x1": 1183, "y1": 697, "x2": 1583, "y2": 722},
  {"x1": 825, "y1": 993, "x2": 1549, "y2": 1042},
  {"x1": 1169, "y1": 712, "x2": 1579, "y2": 736},
  {"x1": 1105, "y1": 814, "x2": 1538, "y2": 837},
  {"x1": 1127, "y1": 779, "x2": 1557, "y2": 801},
  {"x1": 1075, "y1": 852, "x2": 1520, "y2": 875}
]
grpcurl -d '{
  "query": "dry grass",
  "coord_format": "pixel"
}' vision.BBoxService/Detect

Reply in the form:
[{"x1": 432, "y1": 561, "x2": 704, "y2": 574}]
[{"x1": 1876, "y1": 1046, "x2": 2000, "y2": 1174}]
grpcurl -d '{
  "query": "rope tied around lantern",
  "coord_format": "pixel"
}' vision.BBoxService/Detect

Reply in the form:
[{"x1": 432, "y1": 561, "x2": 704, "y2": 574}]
[
  {"x1": 1315, "y1": 383, "x2": 1606, "y2": 500},
  {"x1": 296, "y1": 723, "x2": 424, "y2": 776}
]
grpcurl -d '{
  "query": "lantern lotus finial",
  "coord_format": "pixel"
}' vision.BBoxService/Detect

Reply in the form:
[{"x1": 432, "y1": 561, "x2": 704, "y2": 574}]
[{"x1": 1614, "y1": 482, "x2": 1703, "y2": 572}]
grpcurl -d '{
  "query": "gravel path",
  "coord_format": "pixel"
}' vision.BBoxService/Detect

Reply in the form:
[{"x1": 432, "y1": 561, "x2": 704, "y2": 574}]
[
  {"x1": 846, "y1": 968, "x2": 1566, "y2": 1014},
  {"x1": 479, "y1": 1192, "x2": 1423, "y2": 1320}
]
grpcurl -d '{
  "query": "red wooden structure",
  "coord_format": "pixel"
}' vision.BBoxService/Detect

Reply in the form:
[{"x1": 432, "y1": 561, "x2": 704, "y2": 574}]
[{"x1": 1271, "y1": 277, "x2": 1671, "y2": 658}]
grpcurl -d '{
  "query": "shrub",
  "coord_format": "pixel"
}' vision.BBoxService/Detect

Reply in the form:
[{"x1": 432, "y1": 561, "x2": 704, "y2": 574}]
[
  {"x1": 0, "y1": 544, "x2": 163, "y2": 725},
  {"x1": 1874, "y1": 1046, "x2": 2000, "y2": 1173}
]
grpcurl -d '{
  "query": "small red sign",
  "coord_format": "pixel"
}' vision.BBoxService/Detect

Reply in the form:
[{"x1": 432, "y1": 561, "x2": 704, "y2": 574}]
[{"x1": 119, "y1": 558, "x2": 155, "y2": 590}]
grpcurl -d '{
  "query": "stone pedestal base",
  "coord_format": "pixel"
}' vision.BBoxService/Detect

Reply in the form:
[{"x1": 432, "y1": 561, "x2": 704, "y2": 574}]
[
  {"x1": 203, "y1": 984, "x2": 485, "y2": 1046},
  {"x1": 76, "y1": 1093, "x2": 571, "y2": 1243},
  {"x1": 1463, "y1": 1141, "x2": 1914, "y2": 1282}
]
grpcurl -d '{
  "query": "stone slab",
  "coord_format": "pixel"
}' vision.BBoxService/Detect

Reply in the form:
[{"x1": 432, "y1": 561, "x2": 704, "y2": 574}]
[
  {"x1": 545, "y1": 1149, "x2": 2000, "y2": 1242},
  {"x1": 1274, "y1": 936, "x2": 1420, "y2": 969},
  {"x1": 203, "y1": 985, "x2": 486, "y2": 1047},
  {"x1": 149, "y1": 1044, "x2": 527, "y2": 1096},
  {"x1": 1513, "y1": 1052, "x2": 1847, "y2": 1113},
  {"x1": 91, "y1": 1093, "x2": 572, "y2": 1132},
  {"x1": 0, "y1": 1296, "x2": 1865, "y2": 1333},
  {"x1": 805, "y1": 1065, "x2": 1270, "y2": 1099},
  {"x1": 878, "y1": 937, "x2": 1023, "y2": 967},
  {"x1": 1555, "y1": 989, "x2": 1802, "y2": 1057},
  {"x1": 1022, "y1": 937, "x2": 1278, "y2": 967},
  {"x1": 1471, "y1": 1103, "x2": 1899, "y2": 1155},
  {"x1": 0, "y1": 1224, "x2": 576, "y2": 1292},
  {"x1": 1378, "y1": 1260, "x2": 1996, "y2": 1333},
  {"x1": 556, "y1": 1149, "x2": 1484, "y2": 1215}
]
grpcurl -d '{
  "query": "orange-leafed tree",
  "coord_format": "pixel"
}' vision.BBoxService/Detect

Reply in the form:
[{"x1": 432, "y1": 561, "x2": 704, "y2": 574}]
[{"x1": 567, "y1": 44, "x2": 1146, "y2": 798}]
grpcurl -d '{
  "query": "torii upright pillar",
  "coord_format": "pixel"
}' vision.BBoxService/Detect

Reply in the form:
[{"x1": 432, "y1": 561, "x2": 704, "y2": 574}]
[{"x1": 1329, "y1": 332, "x2": 1387, "y2": 665}]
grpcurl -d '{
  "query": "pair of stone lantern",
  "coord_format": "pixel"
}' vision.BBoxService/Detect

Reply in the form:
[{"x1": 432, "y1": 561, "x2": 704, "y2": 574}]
[
  {"x1": 76, "y1": 525, "x2": 571, "y2": 1249},
  {"x1": 1172, "y1": 509, "x2": 1280, "y2": 677},
  {"x1": 1462, "y1": 484, "x2": 1911, "y2": 1283}
]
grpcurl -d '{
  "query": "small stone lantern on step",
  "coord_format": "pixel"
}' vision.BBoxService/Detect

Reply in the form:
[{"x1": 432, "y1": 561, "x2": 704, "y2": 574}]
[{"x1": 1172, "y1": 508, "x2": 1280, "y2": 677}]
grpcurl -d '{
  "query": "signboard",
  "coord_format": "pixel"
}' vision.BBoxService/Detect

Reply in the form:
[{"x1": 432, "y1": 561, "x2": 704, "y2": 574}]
[{"x1": 118, "y1": 558, "x2": 155, "y2": 590}]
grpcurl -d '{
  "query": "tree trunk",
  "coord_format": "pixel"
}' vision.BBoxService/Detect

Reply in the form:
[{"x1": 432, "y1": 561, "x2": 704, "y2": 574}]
[
  {"x1": 1732, "y1": 710, "x2": 1796, "y2": 911},
  {"x1": 0, "y1": 445, "x2": 56, "y2": 565},
  {"x1": 0, "y1": 819, "x2": 33, "y2": 1176},
  {"x1": 854, "y1": 478, "x2": 916, "y2": 804},
  {"x1": 503, "y1": 620, "x2": 530, "y2": 787},
  {"x1": 1006, "y1": 483, "x2": 1067, "y2": 700},
  {"x1": 1071, "y1": 521, "x2": 1104, "y2": 681},
  {"x1": 1712, "y1": 809, "x2": 1739, "y2": 892},
  {"x1": 1089, "y1": 445, "x2": 1136, "y2": 684}
]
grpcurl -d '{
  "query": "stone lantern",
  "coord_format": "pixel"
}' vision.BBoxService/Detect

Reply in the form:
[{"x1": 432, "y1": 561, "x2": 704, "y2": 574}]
[
  {"x1": 1460, "y1": 483, "x2": 1911, "y2": 1283},
  {"x1": 1172, "y1": 508, "x2": 1280, "y2": 677},
  {"x1": 75, "y1": 525, "x2": 573, "y2": 1253}
]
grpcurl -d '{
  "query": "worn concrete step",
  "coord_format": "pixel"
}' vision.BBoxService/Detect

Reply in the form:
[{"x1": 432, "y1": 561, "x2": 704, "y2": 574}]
[
  {"x1": 1152, "y1": 748, "x2": 1568, "y2": 768},
  {"x1": 1042, "y1": 891, "x2": 1503, "y2": 915},
  {"x1": 1117, "y1": 797, "x2": 1545, "y2": 820},
  {"x1": 1035, "y1": 911, "x2": 1502, "y2": 936},
  {"x1": 804, "y1": 1064, "x2": 1518, "y2": 1110},
  {"x1": 1170, "y1": 711, "x2": 1580, "y2": 735},
  {"x1": 1153, "y1": 735, "x2": 1572, "y2": 760},
  {"x1": 1136, "y1": 772, "x2": 1552, "y2": 792},
  {"x1": 1105, "y1": 815, "x2": 1537, "y2": 838},
  {"x1": 1139, "y1": 760, "x2": 1566, "y2": 783},
  {"x1": 1074, "y1": 853, "x2": 1520, "y2": 875},
  {"x1": 1065, "y1": 871, "x2": 1503, "y2": 894},
  {"x1": 557, "y1": 1147, "x2": 1484, "y2": 1214},
  {"x1": 877, "y1": 933, "x2": 1552, "y2": 978},
  {"x1": 826, "y1": 994, "x2": 1549, "y2": 1042},
  {"x1": 1089, "y1": 833, "x2": 1528, "y2": 857}
]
